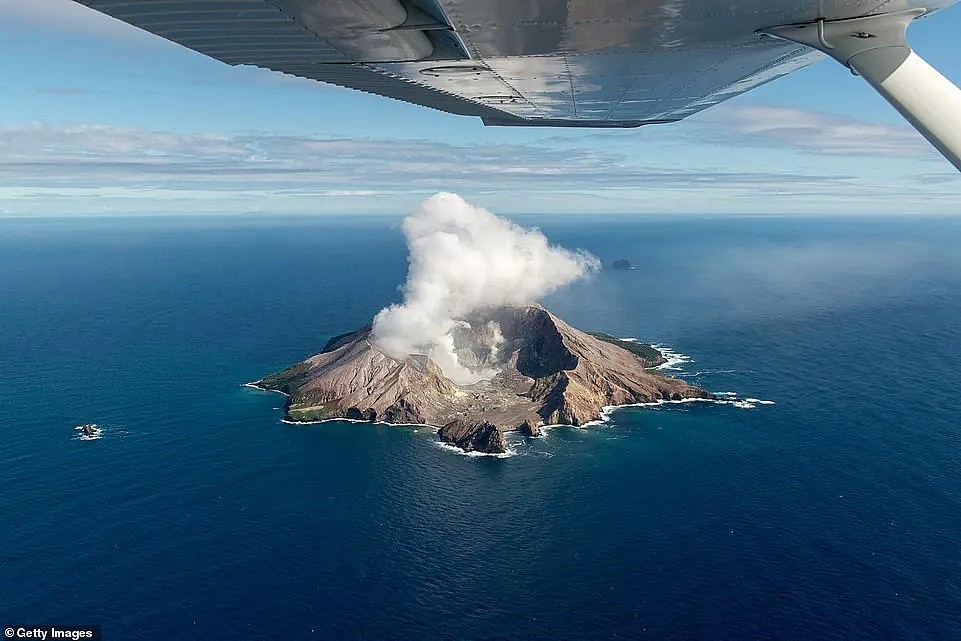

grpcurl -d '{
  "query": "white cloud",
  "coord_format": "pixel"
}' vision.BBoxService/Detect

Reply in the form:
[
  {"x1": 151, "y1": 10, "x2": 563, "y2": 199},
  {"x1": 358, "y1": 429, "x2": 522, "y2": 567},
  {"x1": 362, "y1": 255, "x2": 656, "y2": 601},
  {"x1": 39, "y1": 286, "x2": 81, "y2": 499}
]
[
  {"x1": 372, "y1": 193, "x2": 599, "y2": 383},
  {"x1": 701, "y1": 105, "x2": 937, "y2": 159},
  {"x1": 0, "y1": 114, "x2": 958, "y2": 215},
  {"x1": 0, "y1": 121, "x2": 844, "y2": 187}
]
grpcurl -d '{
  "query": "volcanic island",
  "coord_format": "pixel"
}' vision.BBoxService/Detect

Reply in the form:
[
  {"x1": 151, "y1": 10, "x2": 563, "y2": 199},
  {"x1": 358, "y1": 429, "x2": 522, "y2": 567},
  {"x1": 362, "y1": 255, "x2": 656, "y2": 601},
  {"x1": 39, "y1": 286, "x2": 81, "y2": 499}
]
[{"x1": 252, "y1": 304, "x2": 712, "y2": 454}]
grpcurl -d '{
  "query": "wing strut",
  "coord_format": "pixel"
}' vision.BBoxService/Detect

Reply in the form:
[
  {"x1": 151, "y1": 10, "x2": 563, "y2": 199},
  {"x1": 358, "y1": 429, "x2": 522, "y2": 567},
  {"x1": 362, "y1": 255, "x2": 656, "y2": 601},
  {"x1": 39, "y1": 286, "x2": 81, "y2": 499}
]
[{"x1": 765, "y1": 10, "x2": 961, "y2": 172}]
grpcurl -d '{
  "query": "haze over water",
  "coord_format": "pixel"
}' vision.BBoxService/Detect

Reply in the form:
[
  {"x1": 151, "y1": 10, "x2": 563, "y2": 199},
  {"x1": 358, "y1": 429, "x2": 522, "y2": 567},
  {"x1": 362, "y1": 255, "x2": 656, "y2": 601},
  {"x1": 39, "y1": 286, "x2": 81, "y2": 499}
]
[{"x1": 2, "y1": 214, "x2": 960, "y2": 639}]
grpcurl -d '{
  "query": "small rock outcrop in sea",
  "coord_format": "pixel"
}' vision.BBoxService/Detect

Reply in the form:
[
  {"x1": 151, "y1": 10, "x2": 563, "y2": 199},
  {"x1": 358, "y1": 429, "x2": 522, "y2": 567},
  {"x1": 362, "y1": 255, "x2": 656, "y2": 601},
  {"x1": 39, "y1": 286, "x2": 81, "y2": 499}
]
[
  {"x1": 75, "y1": 423, "x2": 101, "y2": 439},
  {"x1": 254, "y1": 305, "x2": 712, "y2": 454},
  {"x1": 612, "y1": 259, "x2": 636, "y2": 270},
  {"x1": 518, "y1": 418, "x2": 541, "y2": 438},
  {"x1": 438, "y1": 420, "x2": 505, "y2": 454}
]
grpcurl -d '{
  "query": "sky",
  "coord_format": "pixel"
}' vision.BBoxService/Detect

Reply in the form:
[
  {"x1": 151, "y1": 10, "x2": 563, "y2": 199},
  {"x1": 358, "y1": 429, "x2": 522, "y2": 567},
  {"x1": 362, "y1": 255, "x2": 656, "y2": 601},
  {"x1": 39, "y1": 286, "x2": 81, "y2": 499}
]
[{"x1": 0, "y1": 0, "x2": 959, "y2": 216}]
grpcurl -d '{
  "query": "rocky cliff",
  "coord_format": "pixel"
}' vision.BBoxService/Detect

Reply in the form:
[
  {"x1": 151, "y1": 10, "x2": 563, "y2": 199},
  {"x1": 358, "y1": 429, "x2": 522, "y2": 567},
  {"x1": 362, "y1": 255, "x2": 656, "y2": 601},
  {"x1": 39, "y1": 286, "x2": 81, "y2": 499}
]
[{"x1": 255, "y1": 305, "x2": 712, "y2": 454}]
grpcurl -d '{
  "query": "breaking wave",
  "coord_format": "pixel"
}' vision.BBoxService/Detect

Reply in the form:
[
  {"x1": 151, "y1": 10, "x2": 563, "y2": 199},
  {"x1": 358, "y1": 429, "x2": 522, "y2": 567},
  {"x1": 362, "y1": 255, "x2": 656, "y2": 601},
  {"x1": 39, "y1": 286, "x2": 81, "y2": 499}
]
[
  {"x1": 73, "y1": 424, "x2": 103, "y2": 441},
  {"x1": 651, "y1": 344, "x2": 693, "y2": 371},
  {"x1": 432, "y1": 438, "x2": 517, "y2": 459}
]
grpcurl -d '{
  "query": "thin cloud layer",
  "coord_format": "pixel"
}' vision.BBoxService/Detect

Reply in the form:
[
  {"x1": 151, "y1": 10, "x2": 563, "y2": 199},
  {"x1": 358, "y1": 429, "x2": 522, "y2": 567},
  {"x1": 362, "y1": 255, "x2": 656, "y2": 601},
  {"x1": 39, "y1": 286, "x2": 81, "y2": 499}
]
[
  {"x1": 1, "y1": 110, "x2": 958, "y2": 215},
  {"x1": 0, "y1": 121, "x2": 840, "y2": 191},
  {"x1": 702, "y1": 105, "x2": 936, "y2": 159}
]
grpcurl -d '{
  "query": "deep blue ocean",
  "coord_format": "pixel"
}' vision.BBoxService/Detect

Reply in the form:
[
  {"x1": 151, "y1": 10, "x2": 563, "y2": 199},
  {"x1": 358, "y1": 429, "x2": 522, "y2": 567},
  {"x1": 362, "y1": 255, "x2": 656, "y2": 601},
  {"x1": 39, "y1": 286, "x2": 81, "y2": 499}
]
[{"x1": 2, "y1": 214, "x2": 960, "y2": 640}]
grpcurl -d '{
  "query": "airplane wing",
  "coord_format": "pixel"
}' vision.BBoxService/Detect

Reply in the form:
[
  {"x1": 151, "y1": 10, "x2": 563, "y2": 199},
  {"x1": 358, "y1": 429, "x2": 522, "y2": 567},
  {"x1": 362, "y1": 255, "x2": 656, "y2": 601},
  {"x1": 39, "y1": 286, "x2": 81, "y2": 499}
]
[
  {"x1": 61, "y1": 1, "x2": 912, "y2": 126},
  {"x1": 72, "y1": 0, "x2": 961, "y2": 169}
]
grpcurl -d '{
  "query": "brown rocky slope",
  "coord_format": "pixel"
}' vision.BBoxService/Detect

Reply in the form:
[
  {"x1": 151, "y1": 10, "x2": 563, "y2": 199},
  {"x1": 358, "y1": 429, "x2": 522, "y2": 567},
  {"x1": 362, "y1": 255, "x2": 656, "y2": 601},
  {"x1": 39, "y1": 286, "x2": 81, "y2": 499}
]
[{"x1": 254, "y1": 305, "x2": 712, "y2": 454}]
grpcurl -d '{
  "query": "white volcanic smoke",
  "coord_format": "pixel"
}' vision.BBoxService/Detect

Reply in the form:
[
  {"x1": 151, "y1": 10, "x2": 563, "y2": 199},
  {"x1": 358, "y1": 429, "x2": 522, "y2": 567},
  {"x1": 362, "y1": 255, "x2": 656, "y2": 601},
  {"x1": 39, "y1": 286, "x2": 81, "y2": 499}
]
[{"x1": 372, "y1": 192, "x2": 600, "y2": 384}]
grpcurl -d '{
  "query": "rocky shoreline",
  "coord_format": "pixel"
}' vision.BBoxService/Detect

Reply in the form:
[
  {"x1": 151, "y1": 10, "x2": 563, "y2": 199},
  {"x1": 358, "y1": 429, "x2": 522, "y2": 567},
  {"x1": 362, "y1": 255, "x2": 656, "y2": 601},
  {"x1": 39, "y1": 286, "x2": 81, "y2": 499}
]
[{"x1": 255, "y1": 305, "x2": 713, "y2": 454}]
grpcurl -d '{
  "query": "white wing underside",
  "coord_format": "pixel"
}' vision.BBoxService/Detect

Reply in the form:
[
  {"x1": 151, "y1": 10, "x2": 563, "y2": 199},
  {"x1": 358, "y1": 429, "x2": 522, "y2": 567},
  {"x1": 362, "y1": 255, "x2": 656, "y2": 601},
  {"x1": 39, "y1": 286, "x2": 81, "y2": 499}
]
[{"x1": 74, "y1": 0, "x2": 955, "y2": 127}]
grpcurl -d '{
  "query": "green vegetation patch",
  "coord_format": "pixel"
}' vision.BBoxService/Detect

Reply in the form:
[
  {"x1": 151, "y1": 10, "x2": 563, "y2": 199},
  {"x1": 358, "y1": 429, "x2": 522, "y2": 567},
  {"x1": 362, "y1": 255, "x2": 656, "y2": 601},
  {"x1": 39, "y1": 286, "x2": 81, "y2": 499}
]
[
  {"x1": 257, "y1": 361, "x2": 312, "y2": 395},
  {"x1": 587, "y1": 332, "x2": 667, "y2": 368}
]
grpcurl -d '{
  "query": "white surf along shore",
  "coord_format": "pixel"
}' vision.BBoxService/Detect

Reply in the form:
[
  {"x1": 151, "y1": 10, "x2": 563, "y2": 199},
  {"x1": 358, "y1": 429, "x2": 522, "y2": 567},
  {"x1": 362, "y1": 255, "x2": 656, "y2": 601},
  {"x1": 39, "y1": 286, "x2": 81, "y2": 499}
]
[
  {"x1": 244, "y1": 380, "x2": 504, "y2": 454},
  {"x1": 244, "y1": 337, "x2": 774, "y2": 458},
  {"x1": 73, "y1": 423, "x2": 103, "y2": 441}
]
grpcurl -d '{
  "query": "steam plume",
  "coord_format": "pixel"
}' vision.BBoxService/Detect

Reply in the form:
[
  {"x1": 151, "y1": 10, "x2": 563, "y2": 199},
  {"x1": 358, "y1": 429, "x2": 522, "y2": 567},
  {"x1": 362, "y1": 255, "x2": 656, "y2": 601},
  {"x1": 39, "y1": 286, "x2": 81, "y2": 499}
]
[{"x1": 372, "y1": 192, "x2": 599, "y2": 384}]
